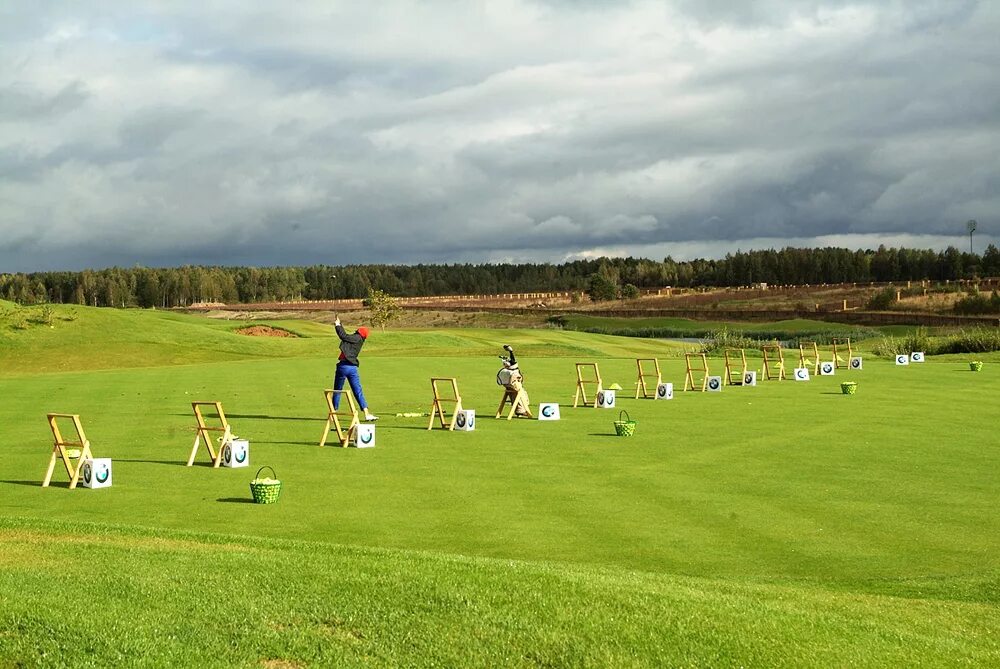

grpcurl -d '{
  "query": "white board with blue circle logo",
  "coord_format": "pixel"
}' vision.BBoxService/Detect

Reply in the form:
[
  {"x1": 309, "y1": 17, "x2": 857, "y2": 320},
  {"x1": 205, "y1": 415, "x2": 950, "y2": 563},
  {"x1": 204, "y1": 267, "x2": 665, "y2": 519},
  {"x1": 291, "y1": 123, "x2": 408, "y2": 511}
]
[
  {"x1": 538, "y1": 403, "x2": 561, "y2": 420},
  {"x1": 355, "y1": 423, "x2": 377, "y2": 447},
  {"x1": 707, "y1": 376, "x2": 722, "y2": 392},
  {"x1": 743, "y1": 371, "x2": 757, "y2": 386},
  {"x1": 655, "y1": 382, "x2": 673, "y2": 400},
  {"x1": 820, "y1": 361, "x2": 835, "y2": 376},
  {"x1": 222, "y1": 439, "x2": 250, "y2": 468},
  {"x1": 850, "y1": 356, "x2": 863, "y2": 370},
  {"x1": 895, "y1": 354, "x2": 909, "y2": 366},
  {"x1": 454, "y1": 409, "x2": 476, "y2": 432},
  {"x1": 596, "y1": 390, "x2": 617, "y2": 408},
  {"x1": 794, "y1": 367, "x2": 810, "y2": 381},
  {"x1": 910, "y1": 352, "x2": 925, "y2": 363},
  {"x1": 81, "y1": 458, "x2": 113, "y2": 489}
]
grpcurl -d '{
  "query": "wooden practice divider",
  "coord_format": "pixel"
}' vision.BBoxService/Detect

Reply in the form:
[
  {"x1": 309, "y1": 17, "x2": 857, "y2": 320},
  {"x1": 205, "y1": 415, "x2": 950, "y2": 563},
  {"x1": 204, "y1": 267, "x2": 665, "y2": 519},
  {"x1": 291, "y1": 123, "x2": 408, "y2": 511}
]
[
  {"x1": 428, "y1": 378, "x2": 463, "y2": 430},
  {"x1": 188, "y1": 401, "x2": 233, "y2": 467},
  {"x1": 832, "y1": 338, "x2": 853, "y2": 368},
  {"x1": 43, "y1": 413, "x2": 94, "y2": 489},
  {"x1": 573, "y1": 363, "x2": 603, "y2": 408},
  {"x1": 799, "y1": 341, "x2": 820, "y2": 375},
  {"x1": 724, "y1": 349, "x2": 747, "y2": 386},
  {"x1": 761, "y1": 345, "x2": 787, "y2": 380},
  {"x1": 684, "y1": 353, "x2": 710, "y2": 391},
  {"x1": 634, "y1": 358, "x2": 661, "y2": 399},
  {"x1": 320, "y1": 389, "x2": 360, "y2": 447},
  {"x1": 496, "y1": 383, "x2": 531, "y2": 420}
]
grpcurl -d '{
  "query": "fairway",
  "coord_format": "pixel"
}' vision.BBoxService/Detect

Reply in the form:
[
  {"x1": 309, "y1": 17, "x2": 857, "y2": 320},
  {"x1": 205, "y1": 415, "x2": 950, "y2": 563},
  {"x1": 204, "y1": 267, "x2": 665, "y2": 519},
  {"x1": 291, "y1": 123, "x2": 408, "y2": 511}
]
[{"x1": 2, "y1": 306, "x2": 1000, "y2": 667}]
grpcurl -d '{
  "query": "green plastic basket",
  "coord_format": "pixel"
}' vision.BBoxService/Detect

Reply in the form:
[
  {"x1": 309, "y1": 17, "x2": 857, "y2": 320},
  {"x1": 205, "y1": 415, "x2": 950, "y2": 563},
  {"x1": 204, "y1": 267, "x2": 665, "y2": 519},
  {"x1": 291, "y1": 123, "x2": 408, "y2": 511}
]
[
  {"x1": 970, "y1": 361, "x2": 983, "y2": 372},
  {"x1": 840, "y1": 382, "x2": 857, "y2": 395},
  {"x1": 249, "y1": 466, "x2": 281, "y2": 504},
  {"x1": 613, "y1": 410, "x2": 637, "y2": 437}
]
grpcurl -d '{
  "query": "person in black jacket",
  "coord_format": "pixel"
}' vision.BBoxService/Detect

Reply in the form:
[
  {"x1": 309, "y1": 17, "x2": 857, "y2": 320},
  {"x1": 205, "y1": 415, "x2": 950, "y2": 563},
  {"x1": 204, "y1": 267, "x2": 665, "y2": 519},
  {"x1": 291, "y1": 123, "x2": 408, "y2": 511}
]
[{"x1": 333, "y1": 317, "x2": 378, "y2": 421}]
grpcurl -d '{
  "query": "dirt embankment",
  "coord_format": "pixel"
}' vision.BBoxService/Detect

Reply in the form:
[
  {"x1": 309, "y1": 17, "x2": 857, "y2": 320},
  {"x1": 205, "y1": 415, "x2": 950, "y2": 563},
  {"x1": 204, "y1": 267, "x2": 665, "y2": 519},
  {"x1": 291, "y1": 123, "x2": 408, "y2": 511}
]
[{"x1": 235, "y1": 325, "x2": 297, "y2": 337}]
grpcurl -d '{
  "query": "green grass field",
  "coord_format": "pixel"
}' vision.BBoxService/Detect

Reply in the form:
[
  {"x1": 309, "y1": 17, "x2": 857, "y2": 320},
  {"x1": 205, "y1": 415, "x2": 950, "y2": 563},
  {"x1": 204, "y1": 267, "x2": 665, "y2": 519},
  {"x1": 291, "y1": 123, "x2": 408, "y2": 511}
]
[{"x1": 2, "y1": 305, "x2": 999, "y2": 667}]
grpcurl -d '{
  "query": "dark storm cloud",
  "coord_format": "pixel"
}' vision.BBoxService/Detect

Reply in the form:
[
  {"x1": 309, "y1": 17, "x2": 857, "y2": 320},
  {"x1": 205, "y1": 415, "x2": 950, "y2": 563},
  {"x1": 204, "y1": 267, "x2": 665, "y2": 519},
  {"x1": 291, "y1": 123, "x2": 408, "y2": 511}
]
[{"x1": 0, "y1": 0, "x2": 997, "y2": 271}]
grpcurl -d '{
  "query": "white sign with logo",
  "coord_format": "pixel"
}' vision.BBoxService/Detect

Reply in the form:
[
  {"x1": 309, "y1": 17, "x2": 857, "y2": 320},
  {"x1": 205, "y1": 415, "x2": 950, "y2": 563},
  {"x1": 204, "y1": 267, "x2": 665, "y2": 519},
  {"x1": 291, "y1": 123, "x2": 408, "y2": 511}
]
[
  {"x1": 354, "y1": 423, "x2": 376, "y2": 447},
  {"x1": 538, "y1": 403, "x2": 560, "y2": 420},
  {"x1": 743, "y1": 371, "x2": 757, "y2": 386},
  {"x1": 454, "y1": 409, "x2": 476, "y2": 432},
  {"x1": 850, "y1": 357, "x2": 863, "y2": 370},
  {"x1": 655, "y1": 382, "x2": 673, "y2": 400},
  {"x1": 707, "y1": 376, "x2": 722, "y2": 392},
  {"x1": 895, "y1": 354, "x2": 909, "y2": 366},
  {"x1": 794, "y1": 367, "x2": 810, "y2": 381},
  {"x1": 596, "y1": 390, "x2": 616, "y2": 408},
  {"x1": 910, "y1": 352, "x2": 925, "y2": 363},
  {"x1": 81, "y1": 458, "x2": 112, "y2": 489},
  {"x1": 819, "y1": 361, "x2": 835, "y2": 376},
  {"x1": 222, "y1": 439, "x2": 249, "y2": 468}
]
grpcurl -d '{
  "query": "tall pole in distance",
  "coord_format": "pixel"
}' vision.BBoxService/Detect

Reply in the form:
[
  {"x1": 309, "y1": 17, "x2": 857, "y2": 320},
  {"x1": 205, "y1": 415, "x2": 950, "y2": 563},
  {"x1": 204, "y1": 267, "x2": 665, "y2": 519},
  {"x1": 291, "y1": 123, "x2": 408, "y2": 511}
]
[{"x1": 967, "y1": 219, "x2": 977, "y2": 255}]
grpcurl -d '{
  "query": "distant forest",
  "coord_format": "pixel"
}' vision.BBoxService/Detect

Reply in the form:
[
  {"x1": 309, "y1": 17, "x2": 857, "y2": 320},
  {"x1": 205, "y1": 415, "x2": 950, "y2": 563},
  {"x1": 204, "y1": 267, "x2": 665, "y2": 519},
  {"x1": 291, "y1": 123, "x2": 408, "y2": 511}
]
[{"x1": 2, "y1": 245, "x2": 998, "y2": 308}]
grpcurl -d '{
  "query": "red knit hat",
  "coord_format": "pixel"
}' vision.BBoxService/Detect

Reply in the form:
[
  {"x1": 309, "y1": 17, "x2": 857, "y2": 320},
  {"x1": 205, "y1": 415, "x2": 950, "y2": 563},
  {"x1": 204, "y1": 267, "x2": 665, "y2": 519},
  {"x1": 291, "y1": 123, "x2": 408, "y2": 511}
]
[{"x1": 357, "y1": 327, "x2": 370, "y2": 339}]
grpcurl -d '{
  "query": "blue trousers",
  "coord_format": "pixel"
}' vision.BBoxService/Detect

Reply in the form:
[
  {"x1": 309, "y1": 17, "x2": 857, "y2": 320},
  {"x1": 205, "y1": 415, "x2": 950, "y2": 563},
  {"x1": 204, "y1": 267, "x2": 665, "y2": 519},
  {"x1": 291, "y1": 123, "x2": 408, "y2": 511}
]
[{"x1": 333, "y1": 362, "x2": 367, "y2": 410}]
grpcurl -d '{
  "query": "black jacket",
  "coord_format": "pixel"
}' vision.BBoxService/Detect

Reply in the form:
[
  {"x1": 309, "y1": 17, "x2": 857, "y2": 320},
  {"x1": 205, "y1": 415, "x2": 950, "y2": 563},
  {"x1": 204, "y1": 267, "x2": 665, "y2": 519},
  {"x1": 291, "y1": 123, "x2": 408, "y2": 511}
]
[{"x1": 335, "y1": 324, "x2": 365, "y2": 366}]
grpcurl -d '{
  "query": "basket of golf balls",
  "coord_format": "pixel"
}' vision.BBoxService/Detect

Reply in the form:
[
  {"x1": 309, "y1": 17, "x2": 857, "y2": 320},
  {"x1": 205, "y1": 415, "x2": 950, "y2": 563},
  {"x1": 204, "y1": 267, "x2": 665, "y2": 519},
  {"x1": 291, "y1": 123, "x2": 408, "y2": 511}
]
[
  {"x1": 840, "y1": 381, "x2": 858, "y2": 395},
  {"x1": 970, "y1": 361, "x2": 984, "y2": 372},
  {"x1": 613, "y1": 410, "x2": 637, "y2": 437},
  {"x1": 249, "y1": 466, "x2": 282, "y2": 504}
]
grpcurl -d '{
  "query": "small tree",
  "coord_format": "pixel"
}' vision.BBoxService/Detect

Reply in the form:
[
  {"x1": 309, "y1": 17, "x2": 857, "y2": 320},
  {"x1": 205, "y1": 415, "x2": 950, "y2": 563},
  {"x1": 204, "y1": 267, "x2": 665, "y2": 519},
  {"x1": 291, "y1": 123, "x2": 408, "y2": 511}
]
[
  {"x1": 365, "y1": 288, "x2": 401, "y2": 331},
  {"x1": 587, "y1": 274, "x2": 619, "y2": 302},
  {"x1": 620, "y1": 283, "x2": 640, "y2": 300}
]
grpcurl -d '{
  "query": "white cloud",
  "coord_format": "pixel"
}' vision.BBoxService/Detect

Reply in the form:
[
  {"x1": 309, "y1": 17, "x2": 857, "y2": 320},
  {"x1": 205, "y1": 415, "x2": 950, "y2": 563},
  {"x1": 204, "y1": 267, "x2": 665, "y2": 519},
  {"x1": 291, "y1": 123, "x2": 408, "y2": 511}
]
[{"x1": 0, "y1": 0, "x2": 997, "y2": 271}]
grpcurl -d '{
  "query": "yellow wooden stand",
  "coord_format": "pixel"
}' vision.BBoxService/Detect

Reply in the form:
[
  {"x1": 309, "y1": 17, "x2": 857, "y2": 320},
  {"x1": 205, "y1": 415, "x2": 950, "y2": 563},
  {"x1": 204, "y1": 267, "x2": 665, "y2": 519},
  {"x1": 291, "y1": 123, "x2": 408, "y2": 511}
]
[
  {"x1": 188, "y1": 401, "x2": 233, "y2": 467},
  {"x1": 724, "y1": 349, "x2": 747, "y2": 386},
  {"x1": 428, "y1": 378, "x2": 463, "y2": 430},
  {"x1": 43, "y1": 413, "x2": 94, "y2": 489},
  {"x1": 320, "y1": 389, "x2": 360, "y2": 447},
  {"x1": 634, "y1": 358, "x2": 661, "y2": 399},
  {"x1": 684, "y1": 353, "x2": 710, "y2": 391},
  {"x1": 573, "y1": 363, "x2": 603, "y2": 407},
  {"x1": 761, "y1": 345, "x2": 786, "y2": 380},
  {"x1": 798, "y1": 341, "x2": 820, "y2": 375},
  {"x1": 832, "y1": 338, "x2": 852, "y2": 368},
  {"x1": 496, "y1": 385, "x2": 532, "y2": 420}
]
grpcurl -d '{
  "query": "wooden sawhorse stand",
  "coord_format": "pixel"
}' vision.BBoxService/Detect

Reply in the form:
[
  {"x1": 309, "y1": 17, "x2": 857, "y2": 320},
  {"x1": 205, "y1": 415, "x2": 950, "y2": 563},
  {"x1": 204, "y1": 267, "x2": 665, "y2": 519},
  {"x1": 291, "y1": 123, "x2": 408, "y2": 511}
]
[
  {"x1": 684, "y1": 353, "x2": 709, "y2": 391},
  {"x1": 496, "y1": 385, "x2": 532, "y2": 420},
  {"x1": 43, "y1": 413, "x2": 94, "y2": 489},
  {"x1": 428, "y1": 378, "x2": 463, "y2": 430},
  {"x1": 634, "y1": 358, "x2": 661, "y2": 399},
  {"x1": 762, "y1": 345, "x2": 787, "y2": 380},
  {"x1": 320, "y1": 389, "x2": 360, "y2": 447},
  {"x1": 799, "y1": 341, "x2": 820, "y2": 375},
  {"x1": 573, "y1": 363, "x2": 603, "y2": 407},
  {"x1": 188, "y1": 401, "x2": 233, "y2": 467},
  {"x1": 724, "y1": 349, "x2": 747, "y2": 386},
  {"x1": 832, "y1": 338, "x2": 853, "y2": 369}
]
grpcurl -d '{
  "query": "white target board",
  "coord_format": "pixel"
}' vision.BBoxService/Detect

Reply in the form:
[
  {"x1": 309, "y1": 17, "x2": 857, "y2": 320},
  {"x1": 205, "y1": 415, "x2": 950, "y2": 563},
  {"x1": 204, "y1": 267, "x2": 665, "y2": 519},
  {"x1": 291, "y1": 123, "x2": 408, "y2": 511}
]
[
  {"x1": 354, "y1": 423, "x2": 376, "y2": 447},
  {"x1": 793, "y1": 367, "x2": 810, "y2": 381},
  {"x1": 910, "y1": 352, "x2": 925, "y2": 363},
  {"x1": 454, "y1": 409, "x2": 476, "y2": 432},
  {"x1": 743, "y1": 371, "x2": 757, "y2": 387},
  {"x1": 850, "y1": 357, "x2": 863, "y2": 370},
  {"x1": 538, "y1": 403, "x2": 560, "y2": 420},
  {"x1": 81, "y1": 458, "x2": 112, "y2": 489},
  {"x1": 655, "y1": 382, "x2": 673, "y2": 400},
  {"x1": 895, "y1": 354, "x2": 909, "y2": 366},
  {"x1": 596, "y1": 389, "x2": 616, "y2": 408},
  {"x1": 707, "y1": 376, "x2": 722, "y2": 392},
  {"x1": 221, "y1": 439, "x2": 249, "y2": 468},
  {"x1": 819, "y1": 361, "x2": 835, "y2": 376}
]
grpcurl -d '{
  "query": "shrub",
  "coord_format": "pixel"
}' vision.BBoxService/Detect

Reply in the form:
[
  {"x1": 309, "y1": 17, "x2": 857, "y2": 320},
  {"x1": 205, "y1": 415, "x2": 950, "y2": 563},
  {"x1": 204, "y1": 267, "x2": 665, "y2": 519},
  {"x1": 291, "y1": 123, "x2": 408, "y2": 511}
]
[
  {"x1": 954, "y1": 290, "x2": 1000, "y2": 314},
  {"x1": 699, "y1": 328, "x2": 763, "y2": 354},
  {"x1": 936, "y1": 327, "x2": 1000, "y2": 354},
  {"x1": 620, "y1": 284, "x2": 640, "y2": 300},
  {"x1": 865, "y1": 287, "x2": 897, "y2": 310}
]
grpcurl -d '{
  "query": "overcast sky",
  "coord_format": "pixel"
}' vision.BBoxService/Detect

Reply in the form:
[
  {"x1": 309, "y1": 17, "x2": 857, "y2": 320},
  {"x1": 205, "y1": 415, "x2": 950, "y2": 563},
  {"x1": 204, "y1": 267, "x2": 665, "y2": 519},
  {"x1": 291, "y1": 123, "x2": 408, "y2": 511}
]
[{"x1": 2, "y1": 1, "x2": 998, "y2": 272}]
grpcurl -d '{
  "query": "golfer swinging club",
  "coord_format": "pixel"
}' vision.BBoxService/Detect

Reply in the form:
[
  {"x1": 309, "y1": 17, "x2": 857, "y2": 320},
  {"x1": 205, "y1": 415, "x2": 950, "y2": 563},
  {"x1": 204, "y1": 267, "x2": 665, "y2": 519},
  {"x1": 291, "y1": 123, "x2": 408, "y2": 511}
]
[{"x1": 334, "y1": 317, "x2": 378, "y2": 421}]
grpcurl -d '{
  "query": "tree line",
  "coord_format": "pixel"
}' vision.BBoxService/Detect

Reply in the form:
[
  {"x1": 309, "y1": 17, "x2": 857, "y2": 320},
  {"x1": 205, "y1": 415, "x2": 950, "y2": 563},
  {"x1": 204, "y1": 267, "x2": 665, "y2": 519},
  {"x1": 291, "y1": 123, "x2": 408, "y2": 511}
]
[{"x1": 1, "y1": 244, "x2": 998, "y2": 308}]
